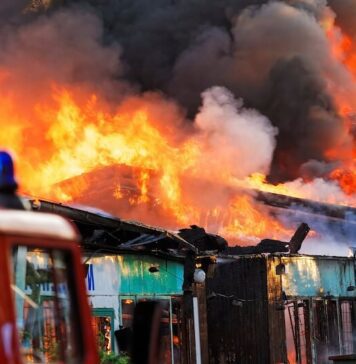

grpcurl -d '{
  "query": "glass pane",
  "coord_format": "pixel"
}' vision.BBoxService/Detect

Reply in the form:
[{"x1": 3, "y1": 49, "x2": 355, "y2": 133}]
[
  {"x1": 172, "y1": 298, "x2": 183, "y2": 364},
  {"x1": 121, "y1": 299, "x2": 135, "y2": 328},
  {"x1": 341, "y1": 301, "x2": 353, "y2": 354},
  {"x1": 285, "y1": 302, "x2": 296, "y2": 364},
  {"x1": 285, "y1": 300, "x2": 312, "y2": 364},
  {"x1": 12, "y1": 246, "x2": 82, "y2": 363},
  {"x1": 156, "y1": 299, "x2": 172, "y2": 364},
  {"x1": 91, "y1": 316, "x2": 112, "y2": 354},
  {"x1": 326, "y1": 300, "x2": 340, "y2": 356},
  {"x1": 297, "y1": 301, "x2": 308, "y2": 364},
  {"x1": 312, "y1": 300, "x2": 329, "y2": 362}
]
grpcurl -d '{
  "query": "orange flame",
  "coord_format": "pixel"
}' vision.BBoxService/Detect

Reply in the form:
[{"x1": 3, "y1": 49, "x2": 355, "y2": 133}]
[
  {"x1": 322, "y1": 13, "x2": 356, "y2": 196},
  {"x1": 0, "y1": 8, "x2": 354, "y2": 245},
  {"x1": 0, "y1": 80, "x2": 296, "y2": 243}
]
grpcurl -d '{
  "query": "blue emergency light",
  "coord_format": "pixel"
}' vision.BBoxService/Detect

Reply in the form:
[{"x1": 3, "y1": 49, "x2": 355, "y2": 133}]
[{"x1": 0, "y1": 151, "x2": 18, "y2": 190}]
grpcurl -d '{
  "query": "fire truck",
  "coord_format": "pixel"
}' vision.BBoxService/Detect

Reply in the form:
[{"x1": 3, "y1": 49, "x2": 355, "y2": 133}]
[
  {"x1": 0, "y1": 210, "x2": 99, "y2": 363},
  {"x1": 0, "y1": 151, "x2": 98, "y2": 363}
]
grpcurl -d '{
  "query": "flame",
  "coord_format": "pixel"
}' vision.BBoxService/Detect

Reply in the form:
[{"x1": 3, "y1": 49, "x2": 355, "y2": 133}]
[
  {"x1": 321, "y1": 12, "x2": 356, "y2": 196},
  {"x1": 0, "y1": 79, "x2": 353, "y2": 243},
  {"x1": 330, "y1": 167, "x2": 356, "y2": 196},
  {"x1": 0, "y1": 81, "x2": 296, "y2": 243},
  {"x1": 0, "y1": 7, "x2": 354, "y2": 244},
  {"x1": 224, "y1": 194, "x2": 292, "y2": 242}
]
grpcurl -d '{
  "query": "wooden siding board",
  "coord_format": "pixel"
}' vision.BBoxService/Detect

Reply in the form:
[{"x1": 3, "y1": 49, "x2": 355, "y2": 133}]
[
  {"x1": 267, "y1": 256, "x2": 287, "y2": 363},
  {"x1": 119, "y1": 254, "x2": 184, "y2": 295},
  {"x1": 206, "y1": 257, "x2": 269, "y2": 364}
]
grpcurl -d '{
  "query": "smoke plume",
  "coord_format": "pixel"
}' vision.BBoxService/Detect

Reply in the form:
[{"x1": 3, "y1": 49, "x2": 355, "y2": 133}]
[
  {"x1": 0, "y1": 0, "x2": 353, "y2": 247},
  {"x1": 194, "y1": 86, "x2": 277, "y2": 179}
]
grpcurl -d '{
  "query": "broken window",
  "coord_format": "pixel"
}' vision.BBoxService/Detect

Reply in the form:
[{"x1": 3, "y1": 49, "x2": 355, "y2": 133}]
[
  {"x1": 326, "y1": 300, "x2": 340, "y2": 356},
  {"x1": 285, "y1": 299, "x2": 356, "y2": 363},
  {"x1": 285, "y1": 300, "x2": 311, "y2": 364},
  {"x1": 119, "y1": 296, "x2": 183, "y2": 364},
  {"x1": 91, "y1": 310, "x2": 114, "y2": 354},
  {"x1": 313, "y1": 299, "x2": 330, "y2": 362},
  {"x1": 341, "y1": 300, "x2": 354, "y2": 354}
]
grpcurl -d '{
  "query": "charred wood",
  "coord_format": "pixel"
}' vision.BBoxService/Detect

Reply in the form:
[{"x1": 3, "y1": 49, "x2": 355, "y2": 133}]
[
  {"x1": 226, "y1": 223, "x2": 310, "y2": 255},
  {"x1": 255, "y1": 190, "x2": 356, "y2": 222}
]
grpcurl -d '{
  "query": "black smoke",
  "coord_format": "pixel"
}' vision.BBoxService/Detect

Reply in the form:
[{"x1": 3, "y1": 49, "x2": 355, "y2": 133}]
[{"x1": 262, "y1": 56, "x2": 343, "y2": 182}]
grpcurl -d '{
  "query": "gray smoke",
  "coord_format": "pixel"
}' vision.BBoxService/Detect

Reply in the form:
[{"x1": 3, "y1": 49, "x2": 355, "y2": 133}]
[
  {"x1": 300, "y1": 159, "x2": 338, "y2": 179},
  {"x1": 262, "y1": 56, "x2": 345, "y2": 182},
  {"x1": 0, "y1": 5, "x2": 132, "y2": 109},
  {"x1": 169, "y1": 1, "x2": 353, "y2": 182}
]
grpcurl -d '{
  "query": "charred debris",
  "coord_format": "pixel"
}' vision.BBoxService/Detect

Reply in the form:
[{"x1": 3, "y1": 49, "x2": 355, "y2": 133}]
[{"x1": 29, "y1": 191, "x2": 356, "y2": 259}]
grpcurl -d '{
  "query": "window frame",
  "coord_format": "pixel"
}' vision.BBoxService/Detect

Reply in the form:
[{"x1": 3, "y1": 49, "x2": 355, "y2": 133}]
[
  {"x1": 119, "y1": 295, "x2": 178, "y2": 363},
  {"x1": 92, "y1": 307, "x2": 115, "y2": 354}
]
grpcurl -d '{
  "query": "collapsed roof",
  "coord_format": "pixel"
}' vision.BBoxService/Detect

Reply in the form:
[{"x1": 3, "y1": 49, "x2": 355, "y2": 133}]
[
  {"x1": 29, "y1": 199, "x2": 198, "y2": 258},
  {"x1": 28, "y1": 198, "x2": 316, "y2": 257}
]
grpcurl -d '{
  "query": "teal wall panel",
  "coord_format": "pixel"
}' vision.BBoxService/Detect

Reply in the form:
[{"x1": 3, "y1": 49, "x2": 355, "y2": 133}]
[
  {"x1": 119, "y1": 255, "x2": 184, "y2": 295},
  {"x1": 281, "y1": 257, "x2": 356, "y2": 298}
]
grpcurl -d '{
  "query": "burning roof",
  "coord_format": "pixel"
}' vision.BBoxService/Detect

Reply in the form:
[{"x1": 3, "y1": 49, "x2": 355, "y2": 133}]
[
  {"x1": 30, "y1": 198, "x2": 198, "y2": 257},
  {"x1": 28, "y1": 198, "x2": 313, "y2": 257}
]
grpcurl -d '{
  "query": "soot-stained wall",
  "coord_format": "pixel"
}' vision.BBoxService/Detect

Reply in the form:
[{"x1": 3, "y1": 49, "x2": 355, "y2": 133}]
[{"x1": 205, "y1": 257, "x2": 269, "y2": 364}]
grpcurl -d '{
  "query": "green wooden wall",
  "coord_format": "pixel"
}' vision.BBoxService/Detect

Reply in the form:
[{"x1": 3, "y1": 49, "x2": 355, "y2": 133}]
[{"x1": 119, "y1": 254, "x2": 184, "y2": 295}]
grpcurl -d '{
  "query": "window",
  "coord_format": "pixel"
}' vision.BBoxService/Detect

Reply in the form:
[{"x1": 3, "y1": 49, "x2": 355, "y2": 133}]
[
  {"x1": 341, "y1": 301, "x2": 354, "y2": 354},
  {"x1": 91, "y1": 308, "x2": 115, "y2": 354},
  {"x1": 12, "y1": 245, "x2": 82, "y2": 363},
  {"x1": 121, "y1": 299, "x2": 135, "y2": 328},
  {"x1": 155, "y1": 299, "x2": 172, "y2": 364},
  {"x1": 119, "y1": 296, "x2": 183, "y2": 364},
  {"x1": 172, "y1": 298, "x2": 183, "y2": 364},
  {"x1": 285, "y1": 299, "x2": 356, "y2": 363},
  {"x1": 312, "y1": 299, "x2": 356, "y2": 361},
  {"x1": 285, "y1": 300, "x2": 310, "y2": 364}
]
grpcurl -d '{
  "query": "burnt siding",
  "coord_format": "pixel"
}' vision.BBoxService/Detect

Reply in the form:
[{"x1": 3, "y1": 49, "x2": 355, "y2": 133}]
[
  {"x1": 206, "y1": 258, "x2": 269, "y2": 364},
  {"x1": 266, "y1": 257, "x2": 287, "y2": 363}
]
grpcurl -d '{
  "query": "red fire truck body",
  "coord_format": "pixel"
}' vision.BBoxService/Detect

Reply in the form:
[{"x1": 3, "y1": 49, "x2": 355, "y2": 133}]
[{"x1": 0, "y1": 210, "x2": 98, "y2": 364}]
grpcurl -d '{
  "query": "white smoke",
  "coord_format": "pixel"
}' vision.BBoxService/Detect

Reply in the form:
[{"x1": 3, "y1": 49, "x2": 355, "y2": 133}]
[
  {"x1": 283, "y1": 177, "x2": 356, "y2": 205},
  {"x1": 301, "y1": 235, "x2": 350, "y2": 256},
  {"x1": 194, "y1": 86, "x2": 278, "y2": 179}
]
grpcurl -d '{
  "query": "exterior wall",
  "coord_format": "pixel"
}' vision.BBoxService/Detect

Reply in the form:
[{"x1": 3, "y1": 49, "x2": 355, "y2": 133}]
[
  {"x1": 85, "y1": 256, "x2": 122, "y2": 353},
  {"x1": 280, "y1": 256, "x2": 356, "y2": 298},
  {"x1": 85, "y1": 253, "x2": 184, "y2": 307},
  {"x1": 205, "y1": 257, "x2": 270, "y2": 364},
  {"x1": 266, "y1": 256, "x2": 287, "y2": 364},
  {"x1": 84, "y1": 253, "x2": 185, "y2": 359},
  {"x1": 119, "y1": 254, "x2": 184, "y2": 295},
  {"x1": 206, "y1": 255, "x2": 356, "y2": 364},
  {"x1": 267, "y1": 255, "x2": 356, "y2": 364}
]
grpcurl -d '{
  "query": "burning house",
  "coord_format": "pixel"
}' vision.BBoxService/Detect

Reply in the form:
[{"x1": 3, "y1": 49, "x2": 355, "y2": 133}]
[
  {"x1": 30, "y1": 199, "x2": 210, "y2": 363},
  {"x1": 0, "y1": 0, "x2": 355, "y2": 362},
  {"x1": 29, "y1": 198, "x2": 356, "y2": 364}
]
